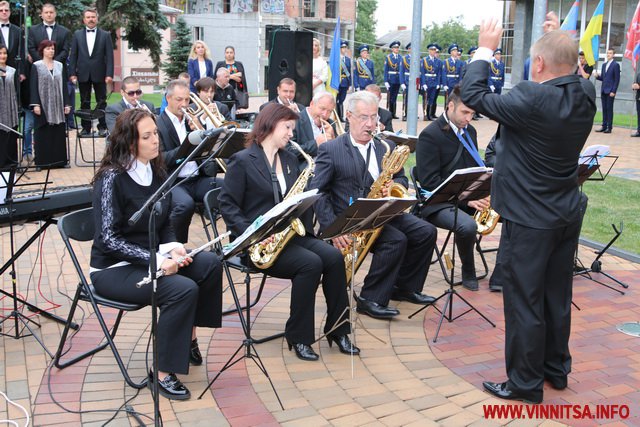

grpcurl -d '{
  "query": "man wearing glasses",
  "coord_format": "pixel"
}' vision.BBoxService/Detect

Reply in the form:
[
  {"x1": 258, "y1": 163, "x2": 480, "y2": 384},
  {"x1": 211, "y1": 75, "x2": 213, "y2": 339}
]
[
  {"x1": 105, "y1": 76, "x2": 155, "y2": 134},
  {"x1": 311, "y1": 91, "x2": 437, "y2": 320}
]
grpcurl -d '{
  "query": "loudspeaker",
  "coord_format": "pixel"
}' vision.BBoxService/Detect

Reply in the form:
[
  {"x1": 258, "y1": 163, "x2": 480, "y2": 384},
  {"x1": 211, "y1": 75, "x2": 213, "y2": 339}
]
[{"x1": 268, "y1": 31, "x2": 313, "y2": 106}]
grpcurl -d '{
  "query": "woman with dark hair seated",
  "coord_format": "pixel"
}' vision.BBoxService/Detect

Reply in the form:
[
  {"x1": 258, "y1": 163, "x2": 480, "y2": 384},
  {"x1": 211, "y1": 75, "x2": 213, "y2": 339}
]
[
  {"x1": 89, "y1": 108, "x2": 223, "y2": 400},
  {"x1": 218, "y1": 103, "x2": 359, "y2": 361}
]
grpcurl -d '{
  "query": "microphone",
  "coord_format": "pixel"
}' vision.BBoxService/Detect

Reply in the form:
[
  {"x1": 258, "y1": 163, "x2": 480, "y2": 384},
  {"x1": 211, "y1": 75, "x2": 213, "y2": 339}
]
[{"x1": 187, "y1": 126, "x2": 229, "y2": 145}]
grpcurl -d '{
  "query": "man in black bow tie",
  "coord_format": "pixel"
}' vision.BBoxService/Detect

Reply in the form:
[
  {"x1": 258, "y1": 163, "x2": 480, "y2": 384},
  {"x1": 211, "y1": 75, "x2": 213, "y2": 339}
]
[{"x1": 69, "y1": 7, "x2": 113, "y2": 137}]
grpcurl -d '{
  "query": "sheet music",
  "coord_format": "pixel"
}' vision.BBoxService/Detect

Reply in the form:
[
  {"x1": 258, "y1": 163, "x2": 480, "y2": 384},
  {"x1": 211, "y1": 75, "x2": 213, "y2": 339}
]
[
  {"x1": 579, "y1": 144, "x2": 610, "y2": 166},
  {"x1": 424, "y1": 166, "x2": 492, "y2": 199}
]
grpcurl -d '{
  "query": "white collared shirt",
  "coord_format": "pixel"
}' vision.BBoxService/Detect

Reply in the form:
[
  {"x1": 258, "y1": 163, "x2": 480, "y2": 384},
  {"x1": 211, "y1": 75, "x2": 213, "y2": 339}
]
[
  {"x1": 122, "y1": 96, "x2": 136, "y2": 110},
  {"x1": 45, "y1": 23, "x2": 55, "y2": 40},
  {"x1": 350, "y1": 136, "x2": 379, "y2": 180},
  {"x1": 443, "y1": 112, "x2": 465, "y2": 137},
  {"x1": 1, "y1": 22, "x2": 9, "y2": 47},
  {"x1": 86, "y1": 27, "x2": 96, "y2": 56},
  {"x1": 127, "y1": 159, "x2": 153, "y2": 186},
  {"x1": 165, "y1": 109, "x2": 199, "y2": 179},
  {"x1": 306, "y1": 107, "x2": 323, "y2": 138}
]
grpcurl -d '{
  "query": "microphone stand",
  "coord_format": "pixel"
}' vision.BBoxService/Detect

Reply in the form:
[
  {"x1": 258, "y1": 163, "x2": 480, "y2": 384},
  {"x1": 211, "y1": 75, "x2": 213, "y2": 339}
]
[{"x1": 128, "y1": 128, "x2": 229, "y2": 426}]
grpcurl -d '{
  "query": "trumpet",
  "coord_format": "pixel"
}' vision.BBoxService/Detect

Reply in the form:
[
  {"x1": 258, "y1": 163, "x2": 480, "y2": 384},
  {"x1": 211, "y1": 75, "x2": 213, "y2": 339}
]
[
  {"x1": 284, "y1": 97, "x2": 300, "y2": 113},
  {"x1": 328, "y1": 109, "x2": 345, "y2": 136},
  {"x1": 135, "y1": 100, "x2": 152, "y2": 113},
  {"x1": 136, "y1": 232, "x2": 231, "y2": 287}
]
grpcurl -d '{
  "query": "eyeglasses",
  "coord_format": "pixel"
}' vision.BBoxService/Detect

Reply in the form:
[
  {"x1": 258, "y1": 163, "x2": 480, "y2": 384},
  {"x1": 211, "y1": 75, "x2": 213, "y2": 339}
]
[
  {"x1": 125, "y1": 89, "x2": 143, "y2": 96},
  {"x1": 352, "y1": 114, "x2": 379, "y2": 123}
]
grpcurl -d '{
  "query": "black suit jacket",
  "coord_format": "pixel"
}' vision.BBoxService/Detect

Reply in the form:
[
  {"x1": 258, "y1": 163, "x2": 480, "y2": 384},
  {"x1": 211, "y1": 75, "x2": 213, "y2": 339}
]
[
  {"x1": 461, "y1": 60, "x2": 596, "y2": 229},
  {"x1": 1, "y1": 23, "x2": 23, "y2": 73},
  {"x1": 416, "y1": 114, "x2": 480, "y2": 217},
  {"x1": 378, "y1": 107, "x2": 394, "y2": 133},
  {"x1": 105, "y1": 99, "x2": 156, "y2": 133},
  {"x1": 310, "y1": 133, "x2": 409, "y2": 232},
  {"x1": 68, "y1": 27, "x2": 114, "y2": 82},
  {"x1": 218, "y1": 143, "x2": 311, "y2": 237},
  {"x1": 28, "y1": 23, "x2": 71, "y2": 64}
]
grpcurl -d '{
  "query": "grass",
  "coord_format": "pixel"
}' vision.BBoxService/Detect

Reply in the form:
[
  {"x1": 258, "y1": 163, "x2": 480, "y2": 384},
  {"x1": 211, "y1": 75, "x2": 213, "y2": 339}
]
[{"x1": 404, "y1": 153, "x2": 639, "y2": 255}]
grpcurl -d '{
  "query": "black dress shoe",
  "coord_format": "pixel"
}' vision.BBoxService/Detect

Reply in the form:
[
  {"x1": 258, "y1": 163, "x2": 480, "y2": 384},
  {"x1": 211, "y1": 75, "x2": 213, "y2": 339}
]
[
  {"x1": 489, "y1": 283, "x2": 503, "y2": 292},
  {"x1": 356, "y1": 298, "x2": 400, "y2": 319},
  {"x1": 390, "y1": 288, "x2": 436, "y2": 305},
  {"x1": 595, "y1": 127, "x2": 606, "y2": 132},
  {"x1": 79, "y1": 129, "x2": 93, "y2": 137},
  {"x1": 392, "y1": 115, "x2": 399, "y2": 119},
  {"x1": 149, "y1": 372, "x2": 191, "y2": 400},
  {"x1": 462, "y1": 278, "x2": 479, "y2": 291},
  {"x1": 603, "y1": 128, "x2": 611, "y2": 133},
  {"x1": 632, "y1": 131, "x2": 640, "y2": 137},
  {"x1": 402, "y1": 116, "x2": 407, "y2": 122},
  {"x1": 327, "y1": 334, "x2": 360, "y2": 355},
  {"x1": 287, "y1": 341, "x2": 319, "y2": 361},
  {"x1": 545, "y1": 375, "x2": 567, "y2": 390},
  {"x1": 483, "y1": 381, "x2": 542, "y2": 404},
  {"x1": 190, "y1": 338, "x2": 203, "y2": 365}
]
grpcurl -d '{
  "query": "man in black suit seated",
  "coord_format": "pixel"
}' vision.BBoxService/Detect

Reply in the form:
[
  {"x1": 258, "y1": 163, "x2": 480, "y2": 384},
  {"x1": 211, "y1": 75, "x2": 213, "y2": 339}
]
[
  {"x1": 416, "y1": 85, "x2": 490, "y2": 291},
  {"x1": 68, "y1": 7, "x2": 114, "y2": 137},
  {"x1": 105, "y1": 76, "x2": 155, "y2": 134},
  {"x1": 259, "y1": 77, "x2": 305, "y2": 112},
  {"x1": 311, "y1": 91, "x2": 437, "y2": 320},
  {"x1": 193, "y1": 77, "x2": 231, "y2": 123},
  {"x1": 291, "y1": 91, "x2": 336, "y2": 167},
  {"x1": 365, "y1": 84, "x2": 394, "y2": 133},
  {"x1": 461, "y1": 14, "x2": 596, "y2": 403},
  {"x1": 157, "y1": 79, "x2": 221, "y2": 243}
]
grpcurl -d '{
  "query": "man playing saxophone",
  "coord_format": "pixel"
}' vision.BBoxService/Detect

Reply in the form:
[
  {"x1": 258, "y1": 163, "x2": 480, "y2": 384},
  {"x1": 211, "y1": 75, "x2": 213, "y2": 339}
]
[
  {"x1": 218, "y1": 103, "x2": 358, "y2": 361},
  {"x1": 415, "y1": 85, "x2": 491, "y2": 291},
  {"x1": 310, "y1": 91, "x2": 437, "y2": 320}
]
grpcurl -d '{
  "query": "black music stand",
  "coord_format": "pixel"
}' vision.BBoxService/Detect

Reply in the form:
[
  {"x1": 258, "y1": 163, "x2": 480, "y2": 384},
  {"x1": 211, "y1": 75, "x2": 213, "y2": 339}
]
[
  {"x1": 379, "y1": 131, "x2": 418, "y2": 153},
  {"x1": 408, "y1": 168, "x2": 496, "y2": 342},
  {"x1": 574, "y1": 152, "x2": 628, "y2": 293},
  {"x1": 198, "y1": 190, "x2": 321, "y2": 408},
  {"x1": 320, "y1": 197, "x2": 418, "y2": 345}
]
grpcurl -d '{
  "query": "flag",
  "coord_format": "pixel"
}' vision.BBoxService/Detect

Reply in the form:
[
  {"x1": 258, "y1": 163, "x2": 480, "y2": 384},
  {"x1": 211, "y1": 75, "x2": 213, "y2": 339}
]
[
  {"x1": 560, "y1": 1, "x2": 580, "y2": 36},
  {"x1": 326, "y1": 17, "x2": 341, "y2": 94},
  {"x1": 579, "y1": 0, "x2": 605, "y2": 66},
  {"x1": 624, "y1": 1, "x2": 640, "y2": 69}
]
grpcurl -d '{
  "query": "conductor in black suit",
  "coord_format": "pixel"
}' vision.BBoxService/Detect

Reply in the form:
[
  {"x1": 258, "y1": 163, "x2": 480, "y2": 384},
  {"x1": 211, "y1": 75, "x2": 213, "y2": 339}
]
[
  {"x1": 157, "y1": 79, "x2": 220, "y2": 244},
  {"x1": 460, "y1": 15, "x2": 596, "y2": 403},
  {"x1": 416, "y1": 85, "x2": 490, "y2": 291},
  {"x1": 311, "y1": 91, "x2": 437, "y2": 320},
  {"x1": 68, "y1": 7, "x2": 114, "y2": 137}
]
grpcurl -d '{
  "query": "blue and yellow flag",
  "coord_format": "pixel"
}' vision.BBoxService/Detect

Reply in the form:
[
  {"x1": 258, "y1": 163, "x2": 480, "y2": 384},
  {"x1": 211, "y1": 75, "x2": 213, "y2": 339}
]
[
  {"x1": 326, "y1": 17, "x2": 341, "y2": 95},
  {"x1": 579, "y1": 0, "x2": 604, "y2": 66},
  {"x1": 560, "y1": 1, "x2": 580, "y2": 36}
]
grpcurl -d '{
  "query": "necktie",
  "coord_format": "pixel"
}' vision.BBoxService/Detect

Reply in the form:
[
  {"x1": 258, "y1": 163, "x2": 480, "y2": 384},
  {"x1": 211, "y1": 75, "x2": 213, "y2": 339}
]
[
  {"x1": 1, "y1": 24, "x2": 9, "y2": 28},
  {"x1": 87, "y1": 29, "x2": 95, "y2": 32},
  {"x1": 45, "y1": 25, "x2": 54, "y2": 29}
]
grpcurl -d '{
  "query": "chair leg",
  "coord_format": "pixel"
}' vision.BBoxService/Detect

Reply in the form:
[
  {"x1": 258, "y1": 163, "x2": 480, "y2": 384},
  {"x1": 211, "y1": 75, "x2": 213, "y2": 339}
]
[{"x1": 222, "y1": 268, "x2": 268, "y2": 316}]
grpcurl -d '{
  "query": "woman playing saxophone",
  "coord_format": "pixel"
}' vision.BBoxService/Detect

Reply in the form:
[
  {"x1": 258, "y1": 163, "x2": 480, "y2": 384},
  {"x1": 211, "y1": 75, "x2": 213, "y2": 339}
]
[{"x1": 218, "y1": 103, "x2": 358, "y2": 361}]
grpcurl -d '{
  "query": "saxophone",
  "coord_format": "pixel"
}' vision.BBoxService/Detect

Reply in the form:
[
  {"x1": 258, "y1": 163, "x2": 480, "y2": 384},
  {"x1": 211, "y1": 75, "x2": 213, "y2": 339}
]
[
  {"x1": 342, "y1": 136, "x2": 411, "y2": 283},
  {"x1": 249, "y1": 141, "x2": 314, "y2": 269}
]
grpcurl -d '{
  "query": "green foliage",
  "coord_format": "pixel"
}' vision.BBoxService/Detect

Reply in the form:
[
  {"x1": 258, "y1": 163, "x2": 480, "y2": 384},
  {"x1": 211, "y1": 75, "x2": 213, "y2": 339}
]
[
  {"x1": 370, "y1": 49, "x2": 386, "y2": 86},
  {"x1": 421, "y1": 16, "x2": 479, "y2": 59},
  {"x1": 161, "y1": 17, "x2": 192, "y2": 81},
  {"x1": 355, "y1": 0, "x2": 377, "y2": 52}
]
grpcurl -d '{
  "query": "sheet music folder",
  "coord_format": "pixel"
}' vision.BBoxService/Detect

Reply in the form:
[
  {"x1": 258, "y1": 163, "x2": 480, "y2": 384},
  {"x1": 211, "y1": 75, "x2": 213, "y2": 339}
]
[
  {"x1": 380, "y1": 131, "x2": 417, "y2": 153},
  {"x1": 321, "y1": 197, "x2": 417, "y2": 240},
  {"x1": 222, "y1": 189, "x2": 321, "y2": 259},
  {"x1": 423, "y1": 167, "x2": 492, "y2": 205}
]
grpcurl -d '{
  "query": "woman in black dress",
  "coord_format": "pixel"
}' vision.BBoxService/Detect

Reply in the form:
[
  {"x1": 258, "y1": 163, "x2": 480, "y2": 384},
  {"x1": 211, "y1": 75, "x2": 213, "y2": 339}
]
[
  {"x1": 30, "y1": 39, "x2": 70, "y2": 168},
  {"x1": 90, "y1": 109, "x2": 223, "y2": 400},
  {"x1": 218, "y1": 103, "x2": 359, "y2": 361},
  {"x1": 214, "y1": 45, "x2": 248, "y2": 93}
]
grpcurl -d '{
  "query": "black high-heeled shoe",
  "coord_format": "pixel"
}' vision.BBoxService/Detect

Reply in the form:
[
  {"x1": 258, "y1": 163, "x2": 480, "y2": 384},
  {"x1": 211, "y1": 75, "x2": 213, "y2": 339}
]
[
  {"x1": 327, "y1": 334, "x2": 360, "y2": 355},
  {"x1": 287, "y1": 341, "x2": 319, "y2": 361}
]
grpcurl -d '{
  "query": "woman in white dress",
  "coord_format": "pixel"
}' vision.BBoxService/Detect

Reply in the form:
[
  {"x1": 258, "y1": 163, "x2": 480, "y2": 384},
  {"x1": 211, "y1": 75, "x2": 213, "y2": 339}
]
[{"x1": 312, "y1": 38, "x2": 328, "y2": 95}]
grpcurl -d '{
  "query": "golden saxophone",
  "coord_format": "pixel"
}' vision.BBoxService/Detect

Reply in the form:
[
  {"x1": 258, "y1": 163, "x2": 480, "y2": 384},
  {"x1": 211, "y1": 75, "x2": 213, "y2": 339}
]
[
  {"x1": 342, "y1": 135, "x2": 411, "y2": 283},
  {"x1": 474, "y1": 201, "x2": 500, "y2": 235},
  {"x1": 249, "y1": 141, "x2": 314, "y2": 269}
]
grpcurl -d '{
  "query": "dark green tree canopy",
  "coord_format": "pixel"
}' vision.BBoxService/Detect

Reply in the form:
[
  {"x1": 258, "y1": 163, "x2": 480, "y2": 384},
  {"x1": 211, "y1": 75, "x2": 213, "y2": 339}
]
[
  {"x1": 355, "y1": 0, "x2": 377, "y2": 52},
  {"x1": 422, "y1": 16, "x2": 479, "y2": 59},
  {"x1": 161, "y1": 17, "x2": 191, "y2": 81}
]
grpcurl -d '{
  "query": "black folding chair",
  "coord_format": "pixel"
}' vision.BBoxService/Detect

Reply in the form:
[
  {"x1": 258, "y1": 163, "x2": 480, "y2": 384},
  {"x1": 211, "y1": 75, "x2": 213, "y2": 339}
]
[
  {"x1": 54, "y1": 207, "x2": 147, "y2": 389},
  {"x1": 410, "y1": 166, "x2": 494, "y2": 284},
  {"x1": 203, "y1": 188, "x2": 268, "y2": 317}
]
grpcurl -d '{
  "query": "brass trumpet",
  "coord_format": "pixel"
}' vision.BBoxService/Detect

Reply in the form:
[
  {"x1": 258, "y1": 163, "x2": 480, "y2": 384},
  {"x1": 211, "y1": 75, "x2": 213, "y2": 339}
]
[
  {"x1": 328, "y1": 109, "x2": 345, "y2": 136},
  {"x1": 284, "y1": 97, "x2": 300, "y2": 113}
]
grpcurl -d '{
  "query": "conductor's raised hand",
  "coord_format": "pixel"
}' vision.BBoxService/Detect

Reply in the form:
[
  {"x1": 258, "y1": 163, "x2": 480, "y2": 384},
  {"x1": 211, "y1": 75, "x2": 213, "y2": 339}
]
[
  {"x1": 478, "y1": 18, "x2": 503, "y2": 52},
  {"x1": 543, "y1": 12, "x2": 560, "y2": 33}
]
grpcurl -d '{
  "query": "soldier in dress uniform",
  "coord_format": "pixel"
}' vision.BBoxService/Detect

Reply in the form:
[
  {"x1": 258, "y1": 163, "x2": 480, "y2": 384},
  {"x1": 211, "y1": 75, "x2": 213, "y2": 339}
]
[
  {"x1": 442, "y1": 44, "x2": 463, "y2": 104},
  {"x1": 337, "y1": 40, "x2": 351, "y2": 122},
  {"x1": 489, "y1": 48, "x2": 505, "y2": 94},
  {"x1": 353, "y1": 45, "x2": 375, "y2": 91},
  {"x1": 384, "y1": 40, "x2": 402, "y2": 119},
  {"x1": 430, "y1": 44, "x2": 443, "y2": 121},
  {"x1": 400, "y1": 42, "x2": 412, "y2": 121},
  {"x1": 420, "y1": 43, "x2": 442, "y2": 121}
]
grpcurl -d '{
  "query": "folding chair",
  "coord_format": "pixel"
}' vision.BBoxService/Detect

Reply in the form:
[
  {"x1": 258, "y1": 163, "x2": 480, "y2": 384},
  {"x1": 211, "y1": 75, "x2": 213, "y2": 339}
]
[
  {"x1": 410, "y1": 166, "x2": 494, "y2": 284},
  {"x1": 54, "y1": 207, "x2": 147, "y2": 389},
  {"x1": 203, "y1": 188, "x2": 268, "y2": 317}
]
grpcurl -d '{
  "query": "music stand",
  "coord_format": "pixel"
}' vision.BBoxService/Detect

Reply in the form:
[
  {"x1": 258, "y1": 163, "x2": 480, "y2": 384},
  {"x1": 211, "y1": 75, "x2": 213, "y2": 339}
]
[
  {"x1": 574, "y1": 152, "x2": 628, "y2": 293},
  {"x1": 408, "y1": 168, "x2": 496, "y2": 342},
  {"x1": 198, "y1": 190, "x2": 321, "y2": 408},
  {"x1": 320, "y1": 197, "x2": 418, "y2": 347},
  {"x1": 379, "y1": 131, "x2": 418, "y2": 153}
]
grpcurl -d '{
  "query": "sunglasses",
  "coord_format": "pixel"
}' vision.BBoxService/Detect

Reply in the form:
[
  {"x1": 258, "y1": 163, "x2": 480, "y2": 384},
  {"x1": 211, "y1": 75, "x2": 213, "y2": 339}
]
[{"x1": 125, "y1": 89, "x2": 143, "y2": 96}]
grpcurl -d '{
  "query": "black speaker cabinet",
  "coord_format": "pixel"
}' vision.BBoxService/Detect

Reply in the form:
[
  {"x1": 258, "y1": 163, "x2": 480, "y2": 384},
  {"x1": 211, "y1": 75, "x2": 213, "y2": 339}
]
[{"x1": 268, "y1": 31, "x2": 313, "y2": 106}]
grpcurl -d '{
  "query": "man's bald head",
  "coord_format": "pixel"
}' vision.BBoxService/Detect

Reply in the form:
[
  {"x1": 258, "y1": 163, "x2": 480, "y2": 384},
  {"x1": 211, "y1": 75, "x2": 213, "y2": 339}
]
[{"x1": 530, "y1": 30, "x2": 578, "y2": 80}]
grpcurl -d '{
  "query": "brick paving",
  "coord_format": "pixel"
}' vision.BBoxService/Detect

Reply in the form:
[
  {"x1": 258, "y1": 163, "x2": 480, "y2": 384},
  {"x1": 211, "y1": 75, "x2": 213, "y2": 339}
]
[{"x1": 0, "y1": 97, "x2": 638, "y2": 426}]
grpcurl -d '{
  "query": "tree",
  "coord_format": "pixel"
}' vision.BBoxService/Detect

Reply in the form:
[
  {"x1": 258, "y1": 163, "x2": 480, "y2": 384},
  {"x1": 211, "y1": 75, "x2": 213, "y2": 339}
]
[
  {"x1": 422, "y1": 16, "x2": 479, "y2": 59},
  {"x1": 26, "y1": 0, "x2": 170, "y2": 70},
  {"x1": 161, "y1": 17, "x2": 192, "y2": 81},
  {"x1": 355, "y1": 0, "x2": 377, "y2": 52}
]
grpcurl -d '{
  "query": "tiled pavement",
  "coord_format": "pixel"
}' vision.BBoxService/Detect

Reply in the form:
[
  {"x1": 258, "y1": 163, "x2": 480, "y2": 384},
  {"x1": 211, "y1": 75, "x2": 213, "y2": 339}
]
[{"x1": 1, "y1": 98, "x2": 639, "y2": 426}]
